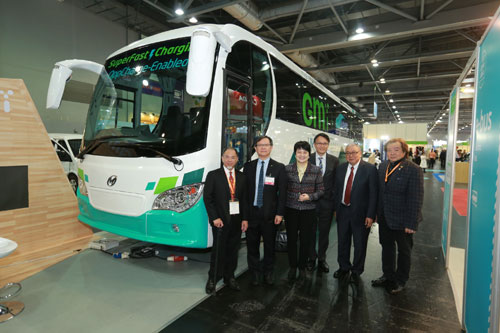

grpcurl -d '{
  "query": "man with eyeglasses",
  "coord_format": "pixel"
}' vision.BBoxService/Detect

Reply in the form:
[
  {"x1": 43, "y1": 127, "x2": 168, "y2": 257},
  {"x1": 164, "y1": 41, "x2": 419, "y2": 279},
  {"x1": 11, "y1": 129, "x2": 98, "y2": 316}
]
[
  {"x1": 306, "y1": 133, "x2": 339, "y2": 273},
  {"x1": 333, "y1": 143, "x2": 378, "y2": 285},
  {"x1": 243, "y1": 135, "x2": 287, "y2": 286}
]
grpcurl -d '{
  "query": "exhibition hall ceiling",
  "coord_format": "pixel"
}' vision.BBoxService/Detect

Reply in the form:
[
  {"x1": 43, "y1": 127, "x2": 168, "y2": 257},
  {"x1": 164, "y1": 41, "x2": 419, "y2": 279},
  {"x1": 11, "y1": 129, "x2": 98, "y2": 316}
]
[{"x1": 75, "y1": 0, "x2": 499, "y2": 136}]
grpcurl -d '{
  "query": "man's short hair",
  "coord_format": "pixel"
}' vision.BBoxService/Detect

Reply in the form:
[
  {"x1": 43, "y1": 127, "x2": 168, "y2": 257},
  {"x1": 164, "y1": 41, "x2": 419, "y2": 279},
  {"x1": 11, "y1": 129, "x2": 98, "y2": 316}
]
[
  {"x1": 385, "y1": 138, "x2": 409, "y2": 157},
  {"x1": 222, "y1": 147, "x2": 238, "y2": 156},
  {"x1": 294, "y1": 141, "x2": 311, "y2": 154},
  {"x1": 254, "y1": 135, "x2": 273, "y2": 146},
  {"x1": 346, "y1": 143, "x2": 361, "y2": 152},
  {"x1": 314, "y1": 133, "x2": 330, "y2": 143}
]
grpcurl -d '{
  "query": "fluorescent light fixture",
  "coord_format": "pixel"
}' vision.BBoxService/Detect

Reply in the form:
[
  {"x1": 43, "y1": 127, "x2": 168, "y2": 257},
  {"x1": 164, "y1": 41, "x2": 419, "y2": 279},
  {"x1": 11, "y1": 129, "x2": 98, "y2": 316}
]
[
  {"x1": 394, "y1": 110, "x2": 398, "y2": 113},
  {"x1": 142, "y1": 79, "x2": 149, "y2": 86},
  {"x1": 372, "y1": 63, "x2": 379, "y2": 67},
  {"x1": 439, "y1": 117, "x2": 442, "y2": 119},
  {"x1": 380, "y1": 78, "x2": 385, "y2": 83},
  {"x1": 389, "y1": 99, "x2": 394, "y2": 103},
  {"x1": 385, "y1": 89, "x2": 390, "y2": 93},
  {"x1": 371, "y1": 59, "x2": 378, "y2": 64},
  {"x1": 392, "y1": 105, "x2": 396, "y2": 109},
  {"x1": 189, "y1": 17, "x2": 198, "y2": 23},
  {"x1": 465, "y1": 83, "x2": 471, "y2": 87},
  {"x1": 356, "y1": 27, "x2": 364, "y2": 34},
  {"x1": 175, "y1": 8, "x2": 184, "y2": 15},
  {"x1": 442, "y1": 113, "x2": 446, "y2": 116}
]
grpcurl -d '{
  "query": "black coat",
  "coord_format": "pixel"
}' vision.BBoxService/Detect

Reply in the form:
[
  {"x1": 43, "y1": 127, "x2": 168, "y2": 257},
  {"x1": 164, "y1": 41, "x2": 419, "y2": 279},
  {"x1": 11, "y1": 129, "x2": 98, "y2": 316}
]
[
  {"x1": 334, "y1": 160, "x2": 378, "y2": 223},
  {"x1": 203, "y1": 167, "x2": 248, "y2": 226},
  {"x1": 243, "y1": 158, "x2": 287, "y2": 221},
  {"x1": 309, "y1": 152, "x2": 339, "y2": 202},
  {"x1": 378, "y1": 159, "x2": 424, "y2": 231}
]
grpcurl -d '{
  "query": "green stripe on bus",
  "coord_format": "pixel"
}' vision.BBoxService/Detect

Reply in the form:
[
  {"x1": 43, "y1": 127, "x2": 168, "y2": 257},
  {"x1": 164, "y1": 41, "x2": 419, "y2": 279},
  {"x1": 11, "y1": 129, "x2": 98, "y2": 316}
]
[
  {"x1": 78, "y1": 168, "x2": 84, "y2": 180},
  {"x1": 182, "y1": 168, "x2": 204, "y2": 185},
  {"x1": 154, "y1": 176, "x2": 178, "y2": 194},
  {"x1": 145, "y1": 182, "x2": 156, "y2": 191}
]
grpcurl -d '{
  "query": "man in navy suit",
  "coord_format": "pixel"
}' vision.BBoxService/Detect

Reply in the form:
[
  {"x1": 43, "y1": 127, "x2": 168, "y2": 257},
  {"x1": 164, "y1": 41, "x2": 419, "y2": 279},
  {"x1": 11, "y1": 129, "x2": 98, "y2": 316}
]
[
  {"x1": 333, "y1": 143, "x2": 378, "y2": 284},
  {"x1": 243, "y1": 136, "x2": 287, "y2": 286},
  {"x1": 372, "y1": 138, "x2": 424, "y2": 294},
  {"x1": 203, "y1": 148, "x2": 248, "y2": 294},
  {"x1": 307, "y1": 133, "x2": 339, "y2": 273}
]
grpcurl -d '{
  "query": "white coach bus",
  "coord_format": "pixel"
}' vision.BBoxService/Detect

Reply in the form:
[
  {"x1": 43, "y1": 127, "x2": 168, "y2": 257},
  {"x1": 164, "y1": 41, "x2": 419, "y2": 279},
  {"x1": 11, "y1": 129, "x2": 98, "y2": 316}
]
[{"x1": 46, "y1": 24, "x2": 362, "y2": 248}]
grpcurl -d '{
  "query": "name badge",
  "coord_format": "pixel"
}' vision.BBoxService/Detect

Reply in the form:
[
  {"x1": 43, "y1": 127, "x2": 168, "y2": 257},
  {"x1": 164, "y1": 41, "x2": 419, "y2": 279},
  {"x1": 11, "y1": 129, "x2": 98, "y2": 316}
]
[
  {"x1": 264, "y1": 176, "x2": 275, "y2": 186},
  {"x1": 229, "y1": 201, "x2": 240, "y2": 215}
]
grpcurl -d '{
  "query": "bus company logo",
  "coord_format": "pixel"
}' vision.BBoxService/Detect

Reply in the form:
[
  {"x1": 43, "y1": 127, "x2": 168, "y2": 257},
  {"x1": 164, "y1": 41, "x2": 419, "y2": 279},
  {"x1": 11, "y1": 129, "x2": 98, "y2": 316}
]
[
  {"x1": 107, "y1": 175, "x2": 118, "y2": 187},
  {"x1": 108, "y1": 42, "x2": 190, "y2": 69}
]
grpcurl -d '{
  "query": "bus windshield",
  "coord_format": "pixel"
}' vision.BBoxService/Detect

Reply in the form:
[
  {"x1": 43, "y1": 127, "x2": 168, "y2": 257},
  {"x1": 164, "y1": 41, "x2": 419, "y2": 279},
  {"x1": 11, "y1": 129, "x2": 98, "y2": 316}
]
[{"x1": 84, "y1": 37, "x2": 212, "y2": 157}]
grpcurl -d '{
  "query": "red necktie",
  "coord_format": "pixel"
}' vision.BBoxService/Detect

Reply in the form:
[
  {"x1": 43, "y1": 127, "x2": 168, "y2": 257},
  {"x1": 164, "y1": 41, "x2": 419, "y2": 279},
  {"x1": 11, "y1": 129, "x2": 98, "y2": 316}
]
[
  {"x1": 229, "y1": 171, "x2": 235, "y2": 201},
  {"x1": 344, "y1": 166, "x2": 354, "y2": 205}
]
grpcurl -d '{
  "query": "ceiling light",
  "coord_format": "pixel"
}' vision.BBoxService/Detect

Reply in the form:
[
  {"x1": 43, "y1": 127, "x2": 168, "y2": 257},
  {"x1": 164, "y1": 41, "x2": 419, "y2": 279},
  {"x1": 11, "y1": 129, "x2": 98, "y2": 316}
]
[
  {"x1": 175, "y1": 8, "x2": 184, "y2": 15},
  {"x1": 439, "y1": 117, "x2": 443, "y2": 119},
  {"x1": 189, "y1": 17, "x2": 198, "y2": 23},
  {"x1": 398, "y1": 120, "x2": 404, "y2": 124},
  {"x1": 392, "y1": 106, "x2": 396, "y2": 109},
  {"x1": 389, "y1": 99, "x2": 394, "y2": 103},
  {"x1": 372, "y1": 63, "x2": 379, "y2": 67},
  {"x1": 395, "y1": 110, "x2": 398, "y2": 113},
  {"x1": 465, "y1": 84, "x2": 471, "y2": 87},
  {"x1": 371, "y1": 59, "x2": 378, "y2": 64},
  {"x1": 442, "y1": 113, "x2": 446, "y2": 116},
  {"x1": 356, "y1": 27, "x2": 364, "y2": 34},
  {"x1": 379, "y1": 78, "x2": 385, "y2": 83},
  {"x1": 385, "y1": 89, "x2": 390, "y2": 93}
]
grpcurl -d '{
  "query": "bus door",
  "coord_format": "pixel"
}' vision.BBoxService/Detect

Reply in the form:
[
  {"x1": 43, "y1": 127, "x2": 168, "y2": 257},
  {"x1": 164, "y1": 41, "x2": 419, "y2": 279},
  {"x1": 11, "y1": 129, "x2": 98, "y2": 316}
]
[{"x1": 223, "y1": 71, "x2": 254, "y2": 170}]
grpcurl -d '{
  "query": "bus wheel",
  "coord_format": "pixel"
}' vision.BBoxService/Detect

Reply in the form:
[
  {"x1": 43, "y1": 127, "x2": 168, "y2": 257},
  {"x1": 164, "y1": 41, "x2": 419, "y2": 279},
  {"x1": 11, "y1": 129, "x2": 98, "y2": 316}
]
[{"x1": 68, "y1": 174, "x2": 78, "y2": 194}]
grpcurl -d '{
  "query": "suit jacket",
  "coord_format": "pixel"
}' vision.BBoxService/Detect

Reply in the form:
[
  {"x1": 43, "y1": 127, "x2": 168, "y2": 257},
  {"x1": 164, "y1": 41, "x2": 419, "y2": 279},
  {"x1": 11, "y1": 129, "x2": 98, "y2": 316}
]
[
  {"x1": 243, "y1": 158, "x2": 287, "y2": 221},
  {"x1": 203, "y1": 167, "x2": 248, "y2": 226},
  {"x1": 284, "y1": 163, "x2": 324, "y2": 210},
  {"x1": 334, "y1": 160, "x2": 378, "y2": 223},
  {"x1": 309, "y1": 153, "x2": 339, "y2": 202},
  {"x1": 378, "y1": 159, "x2": 424, "y2": 231}
]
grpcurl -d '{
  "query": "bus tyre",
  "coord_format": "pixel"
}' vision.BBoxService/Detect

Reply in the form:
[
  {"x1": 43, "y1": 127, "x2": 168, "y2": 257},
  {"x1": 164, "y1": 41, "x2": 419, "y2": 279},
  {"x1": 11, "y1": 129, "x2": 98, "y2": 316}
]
[{"x1": 68, "y1": 174, "x2": 78, "y2": 194}]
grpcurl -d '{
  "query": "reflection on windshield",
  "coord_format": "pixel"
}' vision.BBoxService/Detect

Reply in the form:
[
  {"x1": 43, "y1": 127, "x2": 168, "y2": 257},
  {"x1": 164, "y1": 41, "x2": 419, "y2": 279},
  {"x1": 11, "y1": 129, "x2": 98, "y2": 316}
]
[{"x1": 84, "y1": 37, "x2": 211, "y2": 157}]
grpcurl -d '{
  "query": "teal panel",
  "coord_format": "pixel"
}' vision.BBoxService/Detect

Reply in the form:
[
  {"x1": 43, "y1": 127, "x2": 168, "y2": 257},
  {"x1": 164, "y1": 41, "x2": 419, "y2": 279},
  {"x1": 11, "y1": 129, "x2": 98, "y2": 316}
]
[
  {"x1": 154, "y1": 176, "x2": 178, "y2": 194},
  {"x1": 77, "y1": 192, "x2": 209, "y2": 248},
  {"x1": 145, "y1": 182, "x2": 156, "y2": 191},
  {"x1": 84, "y1": 174, "x2": 89, "y2": 182},
  {"x1": 182, "y1": 168, "x2": 204, "y2": 185}
]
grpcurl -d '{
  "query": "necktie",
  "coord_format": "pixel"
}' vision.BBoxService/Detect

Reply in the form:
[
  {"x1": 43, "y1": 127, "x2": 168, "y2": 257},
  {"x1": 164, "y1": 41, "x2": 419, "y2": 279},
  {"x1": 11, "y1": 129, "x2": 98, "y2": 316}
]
[
  {"x1": 344, "y1": 166, "x2": 354, "y2": 205},
  {"x1": 228, "y1": 171, "x2": 235, "y2": 201},
  {"x1": 318, "y1": 157, "x2": 324, "y2": 175},
  {"x1": 256, "y1": 161, "x2": 265, "y2": 207}
]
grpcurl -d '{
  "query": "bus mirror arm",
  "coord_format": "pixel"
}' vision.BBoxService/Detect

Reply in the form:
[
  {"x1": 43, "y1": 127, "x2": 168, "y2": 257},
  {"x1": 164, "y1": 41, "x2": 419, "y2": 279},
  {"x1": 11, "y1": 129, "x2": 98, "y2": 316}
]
[{"x1": 46, "y1": 59, "x2": 104, "y2": 109}]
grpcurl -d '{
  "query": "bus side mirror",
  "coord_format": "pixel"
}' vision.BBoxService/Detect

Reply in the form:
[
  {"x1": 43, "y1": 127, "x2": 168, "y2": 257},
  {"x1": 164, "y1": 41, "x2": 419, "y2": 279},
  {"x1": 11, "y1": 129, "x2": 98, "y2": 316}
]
[
  {"x1": 46, "y1": 64, "x2": 73, "y2": 109},
  {"x1": 186, "y1": 28, "x2": 217, "y2": 97}
]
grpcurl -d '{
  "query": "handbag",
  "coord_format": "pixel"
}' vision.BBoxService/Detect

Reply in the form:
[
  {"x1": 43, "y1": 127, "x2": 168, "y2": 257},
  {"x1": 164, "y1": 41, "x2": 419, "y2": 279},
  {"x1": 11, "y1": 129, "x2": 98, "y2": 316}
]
[{"x1": 275, "y1": 226, "x2": 288, "y2": 252}]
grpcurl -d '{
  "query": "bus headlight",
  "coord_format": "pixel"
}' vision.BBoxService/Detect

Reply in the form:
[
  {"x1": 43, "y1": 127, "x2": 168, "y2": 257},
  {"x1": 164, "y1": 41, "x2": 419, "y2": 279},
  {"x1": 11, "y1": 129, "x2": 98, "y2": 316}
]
[
  {"x1": 78, "y1": 175, "x2": 88, "y2": 196},
  {"x1": 152, "y1": 183, "x2": 204, "y2": 213}
]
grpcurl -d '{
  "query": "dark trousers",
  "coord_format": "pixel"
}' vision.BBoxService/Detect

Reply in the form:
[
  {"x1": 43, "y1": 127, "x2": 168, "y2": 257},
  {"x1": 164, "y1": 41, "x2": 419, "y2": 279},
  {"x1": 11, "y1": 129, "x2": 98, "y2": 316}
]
[
  {"x1": 246, "y1": 207, "x2": 277, "y2": 274},
  {"x1": 440, "y1": 158, "x2": 446, "y2": 169},
  {"x1": 309, "y1": 199, "x2": 334, "y2": 262},
  {"x1": 337, "y1": 205, "x2": 370, "y2": 274},
  {"x1": 429, "y1": 158, "x2": 435, "y2": 169},
  {"x1": 378, "y1": 215, "x2": 413, "y2": 284},
  {"x1": 285, "y1": 208, "x2": 315, "y2": 270},
  {"x1": 208, "y1": 215, "x2": 242, "y2": 282}
]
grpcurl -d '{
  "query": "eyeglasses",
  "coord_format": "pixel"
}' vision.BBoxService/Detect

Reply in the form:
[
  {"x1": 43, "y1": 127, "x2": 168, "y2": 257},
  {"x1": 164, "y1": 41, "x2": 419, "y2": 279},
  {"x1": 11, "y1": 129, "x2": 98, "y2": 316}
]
[
  {"x1": 256, "y1": 144, "x2": 271, "y2": 147},
  {"x1": 346, "y1": 151, "x2": 360, "y2": 155}
]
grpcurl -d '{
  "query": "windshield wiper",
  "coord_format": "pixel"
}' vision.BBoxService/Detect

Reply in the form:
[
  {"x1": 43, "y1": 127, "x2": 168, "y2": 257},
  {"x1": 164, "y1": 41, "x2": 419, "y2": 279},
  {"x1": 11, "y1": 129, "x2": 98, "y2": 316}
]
[
  {"x1": 110, "y1": 142, "x2": 184, "y2": 170},
  {"x1": 76, "y1": 135, "x2": 138, "y2": 159}
]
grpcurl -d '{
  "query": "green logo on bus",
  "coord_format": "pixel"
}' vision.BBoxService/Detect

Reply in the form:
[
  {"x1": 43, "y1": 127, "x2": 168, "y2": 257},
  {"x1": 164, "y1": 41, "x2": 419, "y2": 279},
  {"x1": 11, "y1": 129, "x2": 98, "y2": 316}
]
[{"x1": 302, "y1": 92, "x2": 329, "y2": 131}]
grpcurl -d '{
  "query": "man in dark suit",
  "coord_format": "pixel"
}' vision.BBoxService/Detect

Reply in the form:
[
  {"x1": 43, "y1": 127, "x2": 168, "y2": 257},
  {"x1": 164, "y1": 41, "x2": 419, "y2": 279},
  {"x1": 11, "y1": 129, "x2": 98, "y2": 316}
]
[
  {"x1": 307, "y1": 133, "x2": 339, "y2": 273},
  {"x1": 372, "y1": 138, "x2": 424, "y2": 294},
  {"x1": 333, "y1": 143, "x2": 378, "y2": 284},
  {"x1": 243, "y1": 135, "x2": 287, "y2": 286},
  {"x1": 203, "y1": 147, "x2": 248, "y2": 294}
]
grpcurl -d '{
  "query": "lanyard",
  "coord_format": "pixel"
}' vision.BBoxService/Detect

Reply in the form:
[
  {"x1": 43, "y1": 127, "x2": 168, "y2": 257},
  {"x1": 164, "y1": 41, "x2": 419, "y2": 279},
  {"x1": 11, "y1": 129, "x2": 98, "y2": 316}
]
[{"x1": 385, "y1": 161, "x2": 402, "y2": 183}]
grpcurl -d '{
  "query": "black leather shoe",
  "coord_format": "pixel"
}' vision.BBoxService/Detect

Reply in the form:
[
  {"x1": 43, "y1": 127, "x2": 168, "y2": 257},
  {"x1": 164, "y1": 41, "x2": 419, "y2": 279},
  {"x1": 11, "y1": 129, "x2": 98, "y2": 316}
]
[
  {"x1": 388, "y1": 282, "x2": 405, "y2": 294},
  {"x1": 306, "y1": 259, "x2": 316, "y2": 271},
  {"x1": 251, "y1": 272, "x2": 260, "y2": 286},
  {"x1": 226, "y1": 278, "x2": 241, "y2": 291},
  {"x1": 205, "y1": 279, "x2": 216, "y2": 294},
  {"x1": 333, "y1": 269, "x2": 349, "y2": 279},
  {"x1": 288, "y1": 268, "x2": 297, "y2": 282},
  {"x1": 264, "y1": 272, "x2": 274, "y2": 285},
  {"x1": 371, "y1": 275, "x2": 389, "y2": 287},
  {"x1": 350, "y1": 273, "x2": 360, "y2": 285},
  {"x1": 318, "y1": 261, "x2": 330, "y2": 273}
]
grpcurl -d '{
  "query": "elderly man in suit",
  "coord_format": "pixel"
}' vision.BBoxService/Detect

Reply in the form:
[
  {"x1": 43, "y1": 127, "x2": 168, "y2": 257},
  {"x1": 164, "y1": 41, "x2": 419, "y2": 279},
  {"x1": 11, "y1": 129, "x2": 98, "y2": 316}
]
[
  {"x1": 372, "y1": 138, "x2": 424, "y2": 294},
  {"x1": 333, "y1": 143, "x2": 378, "y2": 285},
  {"x1": 243, "y1": 135, "x2": 287, "y2": 286},
  {"x1": 203, "y1": 147, "x2": 248, "y2": 294},
  {"x1": 307, "y1": 133, "x2": 339, "y2": 273}
]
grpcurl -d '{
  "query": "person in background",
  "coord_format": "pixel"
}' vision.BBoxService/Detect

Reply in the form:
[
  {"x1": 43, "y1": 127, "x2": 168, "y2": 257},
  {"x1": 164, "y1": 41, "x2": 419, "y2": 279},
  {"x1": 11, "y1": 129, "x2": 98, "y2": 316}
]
[
  {"x1": 203, "y1": 148, "x2": 248, "y2": 294},
  {"x1": 409, "y1": 147, "x2": 413, "y2": 158},
  {"x1": 285, "y1": 141, "x2": 324, "y2": 283},
  {"x1": 440, "y1": 149, "x2": 447, "y2": 169},
  {"x1": 307, "y1": 133, "x2": 339, "y2": 273},
  {"x1": 429, "y1": 149, "x2": 437, "y2": 169},
  {"x1": 372, "y1": 138, "x2": 424, "y2": 294},
  {"x1": 243, "y1": 136, "x2": 287, "y2": 286}
]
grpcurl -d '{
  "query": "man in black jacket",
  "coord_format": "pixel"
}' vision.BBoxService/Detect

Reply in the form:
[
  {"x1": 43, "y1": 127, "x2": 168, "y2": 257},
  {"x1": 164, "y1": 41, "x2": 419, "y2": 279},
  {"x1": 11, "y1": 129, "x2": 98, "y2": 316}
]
[
  {"x1": 372, "y1": 138, "x2": 424, "y2": 294},
  {"x1": 307, "y1": 133, "x2": 339, "y2": 273},
  {"x1": 243, "y1": 136, "x2": 287, "y2": 286},
  {"x1": 203, "y1": 148, "x2": 248, "y2": 294},
  {"x1": 333, "y1": 144, "x2": 378, "y2": 285}
]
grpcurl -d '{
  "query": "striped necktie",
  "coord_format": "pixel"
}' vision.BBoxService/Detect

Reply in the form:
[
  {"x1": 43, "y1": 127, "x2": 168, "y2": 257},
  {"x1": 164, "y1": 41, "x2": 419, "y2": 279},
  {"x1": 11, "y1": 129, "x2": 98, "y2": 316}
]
[{"x1": 256, "y1": 161, "x2": 264, "y2": 207}]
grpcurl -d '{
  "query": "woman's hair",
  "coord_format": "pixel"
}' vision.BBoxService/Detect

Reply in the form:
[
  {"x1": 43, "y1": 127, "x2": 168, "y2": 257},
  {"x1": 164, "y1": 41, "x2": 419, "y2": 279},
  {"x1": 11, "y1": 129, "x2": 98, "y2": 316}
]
[{"x1": 294, "y1": 141, "x2": 311, "y2": 154}]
